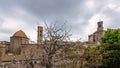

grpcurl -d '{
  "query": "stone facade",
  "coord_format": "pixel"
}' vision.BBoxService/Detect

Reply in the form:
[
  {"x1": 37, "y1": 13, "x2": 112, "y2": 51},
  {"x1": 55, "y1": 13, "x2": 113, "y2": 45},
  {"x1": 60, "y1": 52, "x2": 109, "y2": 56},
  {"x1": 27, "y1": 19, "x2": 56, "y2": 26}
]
[
  {"x1": 0, "y1": 21, "x2": 107, "y2": 67},
  {"x1": 10, "y1": 30, "x2": 29, "y2": 54},
  {"x1": 88, "y1": 21, "x2": 105, "y2": 44},
  {"x1": 0, "y1": 26, "x2": 43, "y2": 64},
  {"x1": 37, "y1": 26, "x2": 43, "y2": 45}
]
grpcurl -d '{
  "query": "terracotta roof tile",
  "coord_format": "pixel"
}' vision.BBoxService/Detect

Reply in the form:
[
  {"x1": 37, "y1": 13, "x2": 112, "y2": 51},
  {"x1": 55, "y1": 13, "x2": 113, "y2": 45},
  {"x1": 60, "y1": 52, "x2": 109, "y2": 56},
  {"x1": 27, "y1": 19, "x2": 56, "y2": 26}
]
[{"x1": 12, "y1": 30, "x2": 28, "y2": 38}]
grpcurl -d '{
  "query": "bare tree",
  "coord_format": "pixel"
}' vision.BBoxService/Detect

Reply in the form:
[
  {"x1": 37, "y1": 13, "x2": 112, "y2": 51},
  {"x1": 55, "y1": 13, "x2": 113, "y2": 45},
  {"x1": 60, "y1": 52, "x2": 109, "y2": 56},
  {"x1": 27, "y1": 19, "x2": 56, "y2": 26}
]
[{"x1": 40, "y1": 22, "x2": 72, "y2": 68}]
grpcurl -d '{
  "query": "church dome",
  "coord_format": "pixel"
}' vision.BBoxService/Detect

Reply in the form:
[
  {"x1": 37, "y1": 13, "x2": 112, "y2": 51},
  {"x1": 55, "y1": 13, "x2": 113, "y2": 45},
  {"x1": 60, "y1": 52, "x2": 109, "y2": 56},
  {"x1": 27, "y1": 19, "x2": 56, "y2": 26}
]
[{"x1": 12, "y1": 30, "x2": 28, "y2": 38}]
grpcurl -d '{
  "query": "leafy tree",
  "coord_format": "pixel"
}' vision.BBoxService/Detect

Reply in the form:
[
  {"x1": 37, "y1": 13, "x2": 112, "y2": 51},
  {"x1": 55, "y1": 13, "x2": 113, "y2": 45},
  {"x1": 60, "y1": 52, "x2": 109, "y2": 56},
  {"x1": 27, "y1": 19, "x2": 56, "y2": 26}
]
[
  {"x1": 101, "y1": 28, "x2": 120, "y2": 68},
  {"x1": 101, "y1": 43, "x2": 120, "y2": 68},
  {"x1": 101, "y1": 28, "x2": 120, "y2": 44}
]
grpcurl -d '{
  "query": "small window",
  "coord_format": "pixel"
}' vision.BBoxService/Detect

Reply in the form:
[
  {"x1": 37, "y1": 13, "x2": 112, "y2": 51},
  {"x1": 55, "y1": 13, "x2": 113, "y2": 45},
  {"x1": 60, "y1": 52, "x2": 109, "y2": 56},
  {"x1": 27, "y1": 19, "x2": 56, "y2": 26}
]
[
  {"x1": 40, "y1": 34, "x2": 42, "y2": 36},
  {"x1": 99, "y1": 23, "x2": 102, "y2": 27}
]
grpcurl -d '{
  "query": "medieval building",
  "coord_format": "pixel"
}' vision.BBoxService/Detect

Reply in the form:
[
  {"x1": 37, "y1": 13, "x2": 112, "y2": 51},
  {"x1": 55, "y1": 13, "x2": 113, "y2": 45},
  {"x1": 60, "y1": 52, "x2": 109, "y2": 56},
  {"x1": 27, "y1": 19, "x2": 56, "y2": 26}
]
[
  {"x1": 9, "y1": 30, "x2": 29, "y2": 54},
  {"x1": 88, "y1": 21, "x2": 105, "y2": 44},
  {"x1": 0, "y1": 26, "x2": 43, "y2": 67},
  {"x1": 0, "y1": 21, "x2": 107, "y2": 67}
]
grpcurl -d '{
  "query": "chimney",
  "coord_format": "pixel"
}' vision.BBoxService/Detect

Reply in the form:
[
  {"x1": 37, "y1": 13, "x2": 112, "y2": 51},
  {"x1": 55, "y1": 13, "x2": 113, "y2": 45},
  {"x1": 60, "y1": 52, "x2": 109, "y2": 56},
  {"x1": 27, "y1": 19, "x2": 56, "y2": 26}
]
[{"x1": 37, "y1": 26, "x2": 43, "y2": 45}]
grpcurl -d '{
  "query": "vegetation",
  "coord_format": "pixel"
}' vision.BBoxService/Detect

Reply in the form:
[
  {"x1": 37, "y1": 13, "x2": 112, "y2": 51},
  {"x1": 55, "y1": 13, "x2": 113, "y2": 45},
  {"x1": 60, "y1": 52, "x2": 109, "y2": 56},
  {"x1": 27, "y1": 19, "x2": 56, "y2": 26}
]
[
  {"x1": 101, "y1": 43, "x2": 120, "y2": 68},
  {"x1": 63, "y1": 43, "x2": 85, "y2": 68},
  {"x1": 101, "y1": 29, "x2": 120, "y2": 68},
  {"x1": 41, "y1": 22, "x2": 72, "y2": 68},
  {"x1": 102, "y1": 29, "x2": 120, "y2": 44},
  {"x1": 83, "y1": 46, "x2": 102, "y2": 68},
  {"x1": 83, "y1": 28, "x2": 120, "y2": 68}
]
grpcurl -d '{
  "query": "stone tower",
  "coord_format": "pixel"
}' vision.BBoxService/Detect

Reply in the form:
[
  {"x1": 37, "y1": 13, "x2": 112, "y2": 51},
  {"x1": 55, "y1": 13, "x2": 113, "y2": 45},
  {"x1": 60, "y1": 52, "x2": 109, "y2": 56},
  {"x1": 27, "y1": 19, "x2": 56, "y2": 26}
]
[
  {"x1": 88, "y1": 21, "x2": 105, "y2": 44},
  {"x1": 97, "y1": 21, "x2": 103, "y2": 31},
  {"x1": 37, "y1": 26, "x2": 43, "y2": 45}
]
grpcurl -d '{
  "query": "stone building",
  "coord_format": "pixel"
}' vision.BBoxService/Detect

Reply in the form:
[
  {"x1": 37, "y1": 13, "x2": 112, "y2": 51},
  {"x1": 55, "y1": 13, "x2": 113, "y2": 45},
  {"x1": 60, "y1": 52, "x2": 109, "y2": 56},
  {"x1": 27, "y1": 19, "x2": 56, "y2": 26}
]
[
  {"x1": 0, "y1": 26, "x2": 44, "y2": 68},
  {"x1": 88, "y1": 21, "x2": 105, "y2": 44},
  {"x1": 10, "y1": 30, "x2": 29, "y2": 54},
  {"x1": 8, "y1": 26, "x2": 43, "y2": 54}
]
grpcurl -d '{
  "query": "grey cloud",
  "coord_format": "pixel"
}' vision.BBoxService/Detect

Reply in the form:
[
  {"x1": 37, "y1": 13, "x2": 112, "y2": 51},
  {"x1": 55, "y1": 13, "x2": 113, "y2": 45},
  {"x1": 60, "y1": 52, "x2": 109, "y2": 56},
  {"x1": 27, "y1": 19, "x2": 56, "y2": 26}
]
[
  {"x1": 17, "y1": 0, "x2": 83, "y2": 16},
  {"x1": 0, "y1": 0, "x2": 120, "y2": 41},
  {"x1": 0, "y1": 28, "x2": 12, "y2": 34}
]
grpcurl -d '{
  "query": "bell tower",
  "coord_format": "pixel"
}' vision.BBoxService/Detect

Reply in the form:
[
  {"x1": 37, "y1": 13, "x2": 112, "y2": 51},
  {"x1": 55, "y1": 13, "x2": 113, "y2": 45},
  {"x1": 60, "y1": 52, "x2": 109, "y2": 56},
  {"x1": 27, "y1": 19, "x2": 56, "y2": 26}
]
[
  {"x1": 37, "y1": 26, "x2": 43, "y2": 45},
  {"x1": 97, "y1": 21, "x2": 103, "y2": 31}
]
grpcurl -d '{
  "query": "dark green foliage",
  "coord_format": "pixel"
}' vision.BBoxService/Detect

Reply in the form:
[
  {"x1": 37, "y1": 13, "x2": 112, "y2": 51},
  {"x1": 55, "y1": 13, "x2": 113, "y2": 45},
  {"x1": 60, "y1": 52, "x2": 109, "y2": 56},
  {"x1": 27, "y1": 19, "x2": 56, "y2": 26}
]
[
  {"x1": 82, "y1": 28, "x2": 120, "y2": 68},
  {"x1": 101, "y1": 29, "x2": 120, "y2": 44},
  {"x1": 101, "y1": 43, "x2": 120, "y2": 68},
  {"x1": 101, "y1": 29, "x2": 120, "y2": 68}
]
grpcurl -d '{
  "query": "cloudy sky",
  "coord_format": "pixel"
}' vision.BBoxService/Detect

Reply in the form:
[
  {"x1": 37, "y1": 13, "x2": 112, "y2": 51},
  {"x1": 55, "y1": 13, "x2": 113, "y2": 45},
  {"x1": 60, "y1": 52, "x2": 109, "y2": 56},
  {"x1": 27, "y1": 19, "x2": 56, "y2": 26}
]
[{"x1": 0, "y1": 0, "x2": 120, "y2": 42}]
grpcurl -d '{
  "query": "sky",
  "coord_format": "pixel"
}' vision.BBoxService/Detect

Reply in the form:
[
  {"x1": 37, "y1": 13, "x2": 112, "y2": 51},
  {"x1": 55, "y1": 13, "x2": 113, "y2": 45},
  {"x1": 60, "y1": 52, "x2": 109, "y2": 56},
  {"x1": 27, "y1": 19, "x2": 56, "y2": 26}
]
[{"x1": 0, "y1": 0, "x2": 120, "y2": 42}]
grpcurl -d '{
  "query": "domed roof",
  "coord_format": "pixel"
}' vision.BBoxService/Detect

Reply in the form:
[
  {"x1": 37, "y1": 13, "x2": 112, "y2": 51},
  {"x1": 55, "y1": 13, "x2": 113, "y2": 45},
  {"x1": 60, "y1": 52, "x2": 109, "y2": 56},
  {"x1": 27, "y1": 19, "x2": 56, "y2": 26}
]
[{"x1": 12, "y1": 30, "x2": 28, "y2": 38}]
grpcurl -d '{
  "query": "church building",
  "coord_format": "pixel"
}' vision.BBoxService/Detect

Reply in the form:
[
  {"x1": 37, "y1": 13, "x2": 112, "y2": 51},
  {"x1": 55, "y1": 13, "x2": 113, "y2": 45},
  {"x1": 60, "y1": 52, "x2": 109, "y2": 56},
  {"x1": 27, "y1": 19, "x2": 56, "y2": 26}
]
[{"x1": 88, "y1": 21, "x2": 105, "y2": 44}]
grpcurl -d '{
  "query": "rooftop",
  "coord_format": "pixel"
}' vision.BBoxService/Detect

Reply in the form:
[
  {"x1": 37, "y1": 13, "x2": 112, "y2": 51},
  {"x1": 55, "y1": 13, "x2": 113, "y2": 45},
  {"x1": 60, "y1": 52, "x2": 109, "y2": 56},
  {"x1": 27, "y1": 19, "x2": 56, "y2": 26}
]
[{"x1": 12, "y1": 30, "x2": 28, "y2": 38}]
